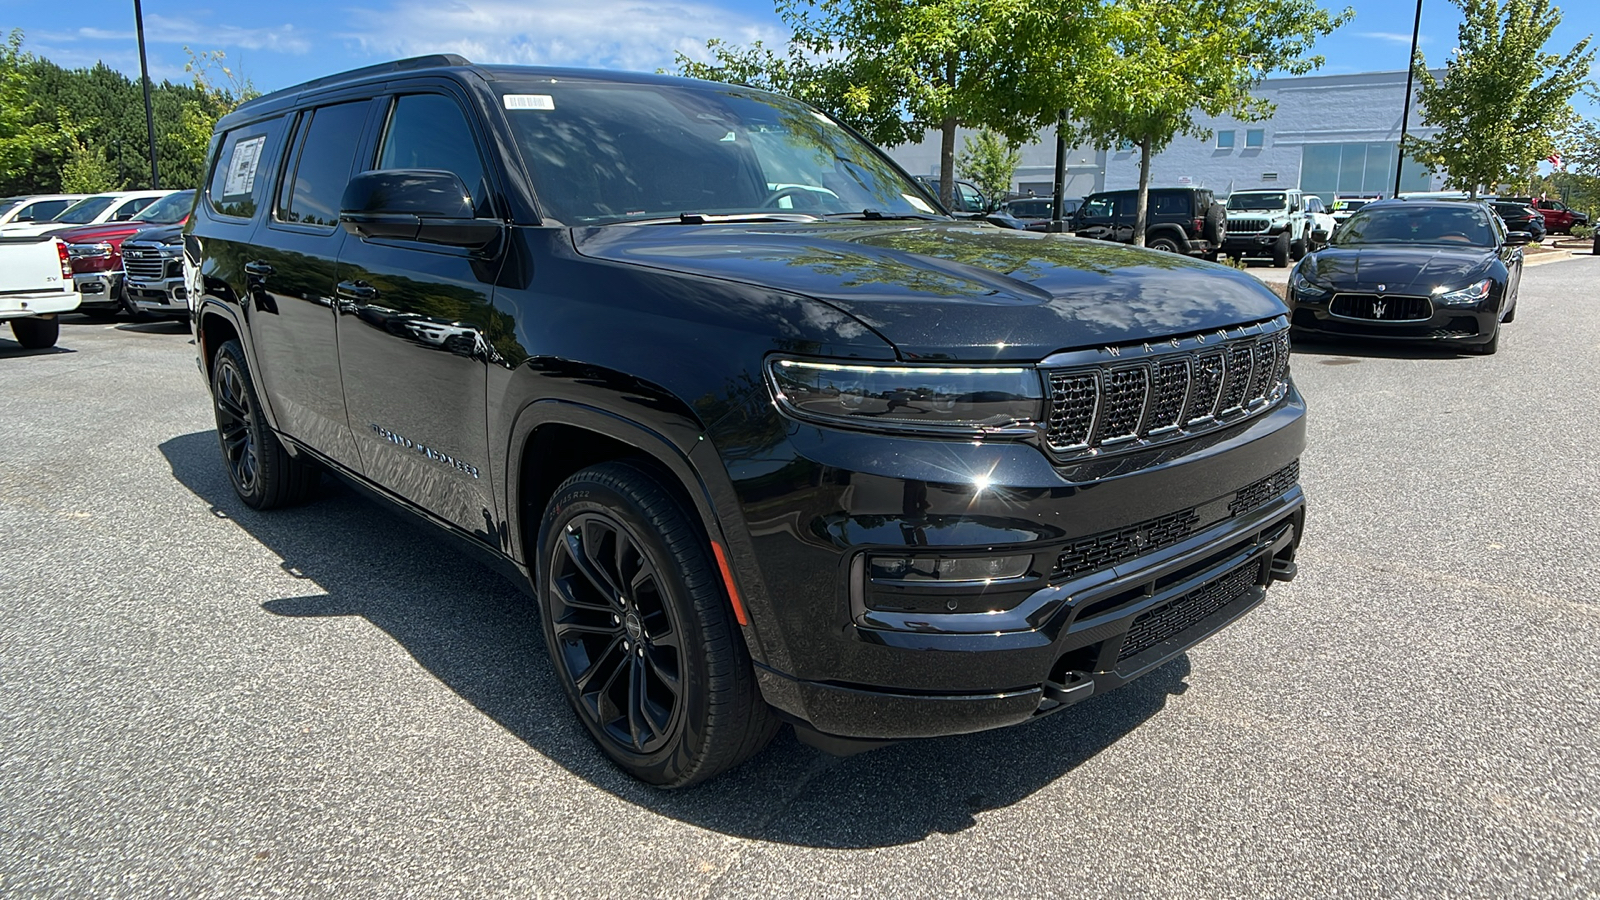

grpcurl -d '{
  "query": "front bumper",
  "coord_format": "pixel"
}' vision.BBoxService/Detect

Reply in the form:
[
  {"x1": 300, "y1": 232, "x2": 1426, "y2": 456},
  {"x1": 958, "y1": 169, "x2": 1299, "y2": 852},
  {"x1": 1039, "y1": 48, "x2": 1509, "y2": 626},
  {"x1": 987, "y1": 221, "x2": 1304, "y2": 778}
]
[
  {"x1": 126, "y1": 275, "x2": 187, "y2": 317},
  {"x1": 1289, "y1": 290, "x2": 1499, "y2": 346},
  {"x1": 719, "y1": 389, "x2": 1308, "y2": 741},
  {"x1": 71, "y1": 271, "x2": 121, "y2": 310},
  {"x1": 1223, "y1": 231, "x2": 1286, "y2": 255}
]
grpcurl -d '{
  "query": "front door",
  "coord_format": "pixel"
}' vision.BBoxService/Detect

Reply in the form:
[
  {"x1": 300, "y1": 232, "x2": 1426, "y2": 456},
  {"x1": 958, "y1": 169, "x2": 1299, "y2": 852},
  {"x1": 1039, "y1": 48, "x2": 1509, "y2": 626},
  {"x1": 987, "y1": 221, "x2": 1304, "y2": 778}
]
[{"x1": 334, "y1": 89, "x2": 505, "y2": 543}]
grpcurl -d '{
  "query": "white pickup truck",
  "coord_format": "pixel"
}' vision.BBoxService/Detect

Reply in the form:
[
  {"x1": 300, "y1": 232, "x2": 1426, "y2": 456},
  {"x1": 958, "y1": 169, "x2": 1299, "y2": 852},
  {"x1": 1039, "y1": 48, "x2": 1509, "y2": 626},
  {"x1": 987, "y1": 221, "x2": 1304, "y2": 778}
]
[{"x1": 1, "y1": 235, "x2": 79, "y2": 349}]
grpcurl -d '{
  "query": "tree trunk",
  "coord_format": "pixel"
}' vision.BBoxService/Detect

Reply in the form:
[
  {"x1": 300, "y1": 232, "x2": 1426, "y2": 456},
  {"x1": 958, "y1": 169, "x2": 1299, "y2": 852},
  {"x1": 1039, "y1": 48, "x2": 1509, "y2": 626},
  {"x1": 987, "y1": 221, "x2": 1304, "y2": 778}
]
[
  {"x1": 1133, "y1": 134, "x2": 1152, "y2": 248},
  {"x1": 940, "y1": 117, "x2": 957, "y2": 210}
]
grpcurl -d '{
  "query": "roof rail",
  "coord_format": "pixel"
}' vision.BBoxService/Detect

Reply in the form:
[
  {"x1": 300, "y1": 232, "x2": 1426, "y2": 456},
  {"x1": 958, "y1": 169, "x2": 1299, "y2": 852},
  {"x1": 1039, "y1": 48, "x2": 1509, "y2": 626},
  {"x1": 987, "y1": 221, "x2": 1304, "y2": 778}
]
[{"x1": 241, "y1": 54, "x2": 473, "y2": 109}]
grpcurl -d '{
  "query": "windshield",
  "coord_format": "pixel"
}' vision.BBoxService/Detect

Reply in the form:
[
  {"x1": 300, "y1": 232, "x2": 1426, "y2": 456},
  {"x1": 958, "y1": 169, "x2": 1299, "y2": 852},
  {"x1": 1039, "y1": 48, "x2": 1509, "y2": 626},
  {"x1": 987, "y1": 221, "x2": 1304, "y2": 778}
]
[
  {"x1": 132, "y1": 191, "x2": 195, "y2": 223},
  {"x1": 497, "y1": 81, "x2": 938, "y2": 225},
  {"x1": 1335, "y1": 200, "x2": 1368, "y2": 213},
  {"x1": 54, "y1": 195, "x2": 117, "y2": 224},
  {"x1": 1227, "y1": 193, "x2": 1287, "y2": 211},
  {"x1": 1332, "y1": 205, "x2": 1497, "y2": 248}
]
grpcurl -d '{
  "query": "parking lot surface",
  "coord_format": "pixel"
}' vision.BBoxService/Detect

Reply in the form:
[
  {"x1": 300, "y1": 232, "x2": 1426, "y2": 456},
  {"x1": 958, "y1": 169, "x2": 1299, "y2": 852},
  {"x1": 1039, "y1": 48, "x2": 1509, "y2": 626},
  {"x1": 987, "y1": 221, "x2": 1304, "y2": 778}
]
[{"x1": 4, "y1": 257, "x2": 1598, "y2": 899}]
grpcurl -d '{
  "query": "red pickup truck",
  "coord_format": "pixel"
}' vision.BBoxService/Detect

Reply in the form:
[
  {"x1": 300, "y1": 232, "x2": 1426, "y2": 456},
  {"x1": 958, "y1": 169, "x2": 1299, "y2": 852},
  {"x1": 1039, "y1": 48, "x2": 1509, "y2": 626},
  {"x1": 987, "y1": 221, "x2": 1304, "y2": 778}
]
[
  {"x1": 55, "y1": 190, "x2": 194, "y2": 315},
  {"x1": 1502, "y1": 197, "x2": 1589, "y2": 235}
]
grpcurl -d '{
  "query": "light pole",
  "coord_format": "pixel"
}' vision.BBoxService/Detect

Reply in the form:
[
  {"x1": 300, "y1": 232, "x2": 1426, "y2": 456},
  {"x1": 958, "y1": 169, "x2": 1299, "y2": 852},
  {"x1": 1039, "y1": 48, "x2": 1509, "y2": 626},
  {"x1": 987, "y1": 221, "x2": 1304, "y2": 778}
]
[
  {"x1": 1393, "y1": 0, "x2": 1423, "y2": 198},
  {"x1": 133, "y1": 0, "x2": 160, "y2": 189}
]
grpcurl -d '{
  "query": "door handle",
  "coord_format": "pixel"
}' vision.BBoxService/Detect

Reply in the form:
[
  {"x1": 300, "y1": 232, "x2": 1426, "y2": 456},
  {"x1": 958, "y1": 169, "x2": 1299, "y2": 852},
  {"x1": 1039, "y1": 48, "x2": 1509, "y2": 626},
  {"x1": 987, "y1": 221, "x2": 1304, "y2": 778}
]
[
  {"x1": 243, "y1": 261, "x2": 274, "y2": 279},
  {"x1": 336, "y1": 280, "x2": 379, "y2": 303}
]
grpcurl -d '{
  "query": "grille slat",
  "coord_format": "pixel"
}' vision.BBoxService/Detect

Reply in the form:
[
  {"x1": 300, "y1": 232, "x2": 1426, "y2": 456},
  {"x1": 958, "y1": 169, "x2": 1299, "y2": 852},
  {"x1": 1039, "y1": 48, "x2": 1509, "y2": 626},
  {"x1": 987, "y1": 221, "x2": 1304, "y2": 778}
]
[
  {"x1": 1330, "y1": 293, "x2": 1432, "y2": 321},
  {"x1": 1117, "y1": 560, "x2": 1264, "y2": 661},
  {"x1": 123, "y1": 257, "x2": 166, "y2": 280},
  {"x1": 1044, "y1": 323, "x2": 1290, "y2": 458}
]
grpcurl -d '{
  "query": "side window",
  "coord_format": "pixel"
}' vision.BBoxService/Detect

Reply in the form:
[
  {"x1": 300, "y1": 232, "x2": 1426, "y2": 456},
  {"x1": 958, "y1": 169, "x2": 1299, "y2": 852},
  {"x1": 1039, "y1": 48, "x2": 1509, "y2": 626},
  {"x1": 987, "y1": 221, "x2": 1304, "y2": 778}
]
[
  {"x1": 1151, "y1": 193, "x2": 1189, "y2": 216},
  {"x1": 956, "y1": 183, "x2": 983, "y2": 212},
  {"x1": 113, "y1": 197, "x2": 154, "y2": 220},
  {"x1": 209, "y1": 127, "x2": 273, "y2": 219},
  {"x1": 277, "y1": 101, "x2": 370, "y2": 228},
  {"x1": 376, "y1": 93, "x2": 488, "y2": 213}
]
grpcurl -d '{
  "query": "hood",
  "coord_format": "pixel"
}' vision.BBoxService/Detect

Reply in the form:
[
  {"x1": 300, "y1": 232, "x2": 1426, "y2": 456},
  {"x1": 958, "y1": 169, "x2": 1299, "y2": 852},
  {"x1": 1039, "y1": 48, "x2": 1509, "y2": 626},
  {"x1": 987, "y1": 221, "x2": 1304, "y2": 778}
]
[
  {"x1": 124, "y1": 223, "x2": 185, "y2": 247},
  {"x1": 1302, "y1": 245, "x2": 1497, "y2": 293},
  {"x1": 571, "y1": 222, "x2": 1285, "y2": 361},
  {"x1": 54, "y1": 221, "x2": 152, "y2": 246}
]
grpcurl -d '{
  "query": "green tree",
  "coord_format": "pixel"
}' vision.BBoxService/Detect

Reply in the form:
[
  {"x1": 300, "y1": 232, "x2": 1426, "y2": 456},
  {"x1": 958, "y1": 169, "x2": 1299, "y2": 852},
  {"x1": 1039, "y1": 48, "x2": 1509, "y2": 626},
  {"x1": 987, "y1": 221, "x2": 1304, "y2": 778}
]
[
  {"x1": 0, "y1": 31, "x2": 62, "y2": 189},
  {"x1": 956, "y1": 129, "x2": 1020, "y2": 207},
  {"x1": 678, "y1": 0, "x2": 1095, "y2": 208},
  {"x1": 1410, "y1": 0, "x2": 1593, "y2": 198},
  {"x1": 1064, "y1": 0, "x2": 1350, "y2": 246}
]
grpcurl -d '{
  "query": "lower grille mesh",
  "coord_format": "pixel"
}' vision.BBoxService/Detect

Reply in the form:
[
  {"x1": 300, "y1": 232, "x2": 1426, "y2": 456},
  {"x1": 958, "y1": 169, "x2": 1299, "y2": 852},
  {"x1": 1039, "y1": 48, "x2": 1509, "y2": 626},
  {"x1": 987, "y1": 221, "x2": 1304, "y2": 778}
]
[{"x1": 1117, "y1": 560, "x2": 1264, "y2": 661}]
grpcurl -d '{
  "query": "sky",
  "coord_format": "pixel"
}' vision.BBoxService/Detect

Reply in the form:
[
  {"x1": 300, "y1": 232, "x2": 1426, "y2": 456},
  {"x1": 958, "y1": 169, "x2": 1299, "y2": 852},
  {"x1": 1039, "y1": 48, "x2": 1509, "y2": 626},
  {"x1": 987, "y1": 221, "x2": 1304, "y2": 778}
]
[{"x1": 5, "y1": 0, "x2": 1596, "y2": 117}]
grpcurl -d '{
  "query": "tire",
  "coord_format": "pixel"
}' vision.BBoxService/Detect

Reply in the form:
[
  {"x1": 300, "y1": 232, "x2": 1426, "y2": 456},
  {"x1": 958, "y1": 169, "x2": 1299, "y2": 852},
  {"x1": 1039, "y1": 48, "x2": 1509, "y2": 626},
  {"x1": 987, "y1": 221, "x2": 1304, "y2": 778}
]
[
  {"x1": 1202, "y1": 250, "x2": 1219, "y2": 263},
  {"x1": 1272, "y1": 232, "x2": 1291, "y2": 267},
  {"x1": 1147, "y1": 235, "x2": 1182, "y2": 253},
  {"x1": 539, "y1": 461, "x2": 778, "y2": 787},
  {"x1": 209, "y1": 340, "x2": 320, "y2": 509},
  {"x1": 9, "y1": 316, "x2": 59, "y2": 349},
  {"x1": 1473, "y1": 328, "x2": 1499, "y2": 355},
  {"x1": 1290, "y1": 236, "x2": 1307, "y2": 261},
  {"x1": 1501, "y1": 300, "x2": 1516, "y2": 323},
  {"x1": 1203, "y1": 204, "x2": 1227, "y2": 245}
]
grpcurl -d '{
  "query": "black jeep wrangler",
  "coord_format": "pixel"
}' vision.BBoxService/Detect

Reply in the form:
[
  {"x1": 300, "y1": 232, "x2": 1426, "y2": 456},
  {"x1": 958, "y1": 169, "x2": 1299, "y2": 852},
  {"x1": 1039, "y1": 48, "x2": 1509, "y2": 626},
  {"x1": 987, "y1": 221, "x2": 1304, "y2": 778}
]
[
  {"x1": 1072, "y1": 187, "x2": 1228, "y2": 260},
  {"x1": 186, "y1": 56, "x2": 1306, "y2": 786}
]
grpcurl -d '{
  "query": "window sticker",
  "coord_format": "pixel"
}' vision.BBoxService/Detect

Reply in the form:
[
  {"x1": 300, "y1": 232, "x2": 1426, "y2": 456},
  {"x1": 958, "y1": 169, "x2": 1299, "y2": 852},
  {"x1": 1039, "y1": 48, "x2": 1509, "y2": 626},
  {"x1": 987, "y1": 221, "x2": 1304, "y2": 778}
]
[
  {"x1": 222, "y1": 135, "x2": 266, "y2": 197},
  {"x1": 902, "y1": 193, "x2": 935, "y2": 214},
  {"x1": 503, "y1": 94, "x2": 556, "y2": 111}
]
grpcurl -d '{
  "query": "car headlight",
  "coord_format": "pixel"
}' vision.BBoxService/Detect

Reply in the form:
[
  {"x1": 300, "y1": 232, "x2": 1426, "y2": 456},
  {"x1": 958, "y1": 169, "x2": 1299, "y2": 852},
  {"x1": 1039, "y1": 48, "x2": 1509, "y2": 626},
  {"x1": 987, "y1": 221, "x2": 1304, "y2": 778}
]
[
  {"x1": 1436, "y1": 279, "x2": 1492, "y2": 306},
  {"x1": 66, "y1": 242, "x2": 113, "y2": 259},
  {"x1": 1288, "y1": 268, "x2": 1331, "y2": 300},
  {"x1": 767, "y1": 358, "x2": 1043, "y2": 433}
]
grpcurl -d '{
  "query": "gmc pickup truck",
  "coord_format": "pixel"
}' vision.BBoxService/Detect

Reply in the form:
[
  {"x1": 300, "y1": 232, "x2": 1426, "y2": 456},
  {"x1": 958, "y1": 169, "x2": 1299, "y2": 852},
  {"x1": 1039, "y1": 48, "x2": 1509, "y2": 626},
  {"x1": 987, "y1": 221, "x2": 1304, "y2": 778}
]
[{"x1": 1, "y1": 235, "x2": 79, "y2": 349}]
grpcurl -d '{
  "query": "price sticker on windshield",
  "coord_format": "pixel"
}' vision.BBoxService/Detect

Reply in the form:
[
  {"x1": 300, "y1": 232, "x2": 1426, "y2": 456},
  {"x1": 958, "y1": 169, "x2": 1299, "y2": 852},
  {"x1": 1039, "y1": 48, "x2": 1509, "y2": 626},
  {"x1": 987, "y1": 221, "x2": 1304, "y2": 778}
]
[{"x1": 504, "y1": 94, "x2": 556, "y2": 111}]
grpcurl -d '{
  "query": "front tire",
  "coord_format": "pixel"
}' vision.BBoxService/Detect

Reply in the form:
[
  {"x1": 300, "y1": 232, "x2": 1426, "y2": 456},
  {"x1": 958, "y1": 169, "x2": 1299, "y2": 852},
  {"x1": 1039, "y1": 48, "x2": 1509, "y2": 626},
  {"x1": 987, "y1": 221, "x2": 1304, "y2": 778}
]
[
  {"x1": 9, "y1": 316, "x2": 59, "y2": 349},
  {"x1": 1272, "y1": 232, "x2": 1291, "y2": 267},
  {"x1": 539, "y1": 461, "x2": 777, "y2": 787},
  {"x1": 209, "y1": 340, "x2": 320, "y2": 509},
  {"x1": 1473, "y1": 328, "x2": 1500, "y2": 355}
]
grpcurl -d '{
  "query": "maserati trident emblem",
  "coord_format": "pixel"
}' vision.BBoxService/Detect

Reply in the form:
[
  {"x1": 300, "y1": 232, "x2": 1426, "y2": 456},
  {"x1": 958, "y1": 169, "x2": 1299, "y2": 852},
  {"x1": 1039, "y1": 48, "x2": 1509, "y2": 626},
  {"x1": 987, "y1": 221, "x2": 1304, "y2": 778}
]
[
  {"x1": 1372, "y1": 299, "x2": 1387, "y2": 318},
  {"x1": 1377, "y1": 284, "x2": 1387, "y2": 292}
]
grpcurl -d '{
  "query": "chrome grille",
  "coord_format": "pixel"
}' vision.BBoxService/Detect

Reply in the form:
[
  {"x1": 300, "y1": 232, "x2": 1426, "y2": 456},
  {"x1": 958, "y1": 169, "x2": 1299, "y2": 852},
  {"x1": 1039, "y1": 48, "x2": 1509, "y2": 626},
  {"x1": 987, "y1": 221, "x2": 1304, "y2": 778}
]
[
  {"x1": 1042, "y1": 318, "x2": 1290, "y2": 460},
  {"x1": 1329, "y1": 293, "x2": 1432, "y2": 321},
  {"x1": 122, "y1": 245, "x2": 171, "y2": 281}
]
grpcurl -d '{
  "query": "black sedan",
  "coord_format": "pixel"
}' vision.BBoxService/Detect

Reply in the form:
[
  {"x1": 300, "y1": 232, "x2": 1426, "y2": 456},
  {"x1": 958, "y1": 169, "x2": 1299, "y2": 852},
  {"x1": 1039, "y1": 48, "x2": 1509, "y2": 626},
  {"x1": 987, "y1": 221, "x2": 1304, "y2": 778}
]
[
  {"x1": 1492, "y1": 201, "x2": 1546, "y2": 242},
  {"x1": 1287, "y1": 198, "x2": 1527, "y2": 355}
]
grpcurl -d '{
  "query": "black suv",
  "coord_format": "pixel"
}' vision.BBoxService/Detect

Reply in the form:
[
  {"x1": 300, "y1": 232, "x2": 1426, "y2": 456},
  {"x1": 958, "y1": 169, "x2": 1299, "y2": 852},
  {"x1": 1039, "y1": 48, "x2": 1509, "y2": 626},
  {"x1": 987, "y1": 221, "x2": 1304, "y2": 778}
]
[
  {"x1": 1072, "y1": 187, "x2": 1228, "y2": 259},
  {"x1": 187, "y1": 56, "x2": 1307, "y2": 786}
]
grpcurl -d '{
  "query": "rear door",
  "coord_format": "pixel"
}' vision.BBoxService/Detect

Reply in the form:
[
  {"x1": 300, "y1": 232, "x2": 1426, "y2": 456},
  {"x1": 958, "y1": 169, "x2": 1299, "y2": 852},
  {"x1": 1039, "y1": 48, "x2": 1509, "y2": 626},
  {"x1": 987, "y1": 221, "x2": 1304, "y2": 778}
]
[
  {"x1": 334, "y1": 86, "x2": 506, "y2": 542},
  {"x1": 241, "y1": 98, "x2": 378, "y2": 471}
]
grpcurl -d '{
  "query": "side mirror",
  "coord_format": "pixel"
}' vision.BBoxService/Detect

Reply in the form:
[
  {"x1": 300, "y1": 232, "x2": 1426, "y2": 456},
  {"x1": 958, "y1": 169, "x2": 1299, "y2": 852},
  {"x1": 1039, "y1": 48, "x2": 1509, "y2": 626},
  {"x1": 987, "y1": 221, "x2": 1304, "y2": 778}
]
[
  {"x1": 340, "y1": 169, "x2": 499, "y2": 248},
  {"x1": 14, "y1": 213, "x2": 33, "y2": 222},
  {"x1": 1312, "y1": 228, "x2": 1329, "y2": 243},
  {"x1": 1504, "y1": 231, "x2": 1532, "y2": 246}
]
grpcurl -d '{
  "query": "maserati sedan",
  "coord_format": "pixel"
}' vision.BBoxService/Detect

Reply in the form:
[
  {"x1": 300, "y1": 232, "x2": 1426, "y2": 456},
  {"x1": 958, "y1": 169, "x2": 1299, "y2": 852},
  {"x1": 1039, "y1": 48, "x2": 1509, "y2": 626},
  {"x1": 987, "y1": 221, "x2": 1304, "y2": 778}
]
[{"x1": 1287, "y1": 198, "x2": 1527, "y2": 355}]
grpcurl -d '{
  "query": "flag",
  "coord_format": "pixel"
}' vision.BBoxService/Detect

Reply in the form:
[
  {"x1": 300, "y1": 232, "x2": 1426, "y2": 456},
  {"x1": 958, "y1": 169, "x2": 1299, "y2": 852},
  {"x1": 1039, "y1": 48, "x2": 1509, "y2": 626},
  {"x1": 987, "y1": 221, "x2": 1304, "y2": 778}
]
[{"x1": 1548, "y1": 153, "x2": 1564, "y2": 170}]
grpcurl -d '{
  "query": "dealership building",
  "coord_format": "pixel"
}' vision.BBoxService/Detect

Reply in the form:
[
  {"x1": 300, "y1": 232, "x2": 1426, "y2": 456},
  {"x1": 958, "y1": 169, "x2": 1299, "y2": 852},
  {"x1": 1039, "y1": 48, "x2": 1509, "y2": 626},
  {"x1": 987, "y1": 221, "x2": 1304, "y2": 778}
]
[{"x1": 888, "y1": 69, "x2": 1448, "y2": 203}]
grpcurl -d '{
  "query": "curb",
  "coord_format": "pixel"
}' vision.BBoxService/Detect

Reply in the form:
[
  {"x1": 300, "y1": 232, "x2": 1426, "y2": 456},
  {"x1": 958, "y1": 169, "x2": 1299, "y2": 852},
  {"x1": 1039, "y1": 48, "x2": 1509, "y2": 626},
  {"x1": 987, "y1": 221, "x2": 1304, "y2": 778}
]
[{"x1": 1523, "y1": 249, "x2": 1581, "y2": 268}]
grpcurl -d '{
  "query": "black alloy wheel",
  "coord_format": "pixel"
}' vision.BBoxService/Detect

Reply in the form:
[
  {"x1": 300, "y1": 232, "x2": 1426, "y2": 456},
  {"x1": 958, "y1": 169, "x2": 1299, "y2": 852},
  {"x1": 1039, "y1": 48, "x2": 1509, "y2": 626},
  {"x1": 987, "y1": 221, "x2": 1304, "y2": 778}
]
[
  {"x1": 210, "y1": 339, "x2": 319, "y2": 509},
  {"x1": 540, "y1": 462, "x2": 777, "y2": 787}
]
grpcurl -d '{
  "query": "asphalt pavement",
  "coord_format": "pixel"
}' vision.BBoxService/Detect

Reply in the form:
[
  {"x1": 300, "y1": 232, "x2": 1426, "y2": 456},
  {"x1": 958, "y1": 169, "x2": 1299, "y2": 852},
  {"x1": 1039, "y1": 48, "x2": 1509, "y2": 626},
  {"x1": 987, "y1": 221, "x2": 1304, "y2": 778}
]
[{"x1": 3, "y1": 257, "x2": 1598, "y2": 899}]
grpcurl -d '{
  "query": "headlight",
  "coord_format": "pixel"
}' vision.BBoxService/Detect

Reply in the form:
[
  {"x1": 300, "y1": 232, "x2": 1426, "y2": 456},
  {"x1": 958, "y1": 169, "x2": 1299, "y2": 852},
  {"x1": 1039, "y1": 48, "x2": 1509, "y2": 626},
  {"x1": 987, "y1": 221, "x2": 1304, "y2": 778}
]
[
  {"x1": 1436, "y1": 279, "x2": 1493, "y2": 306},
  {"x1": 767, "y1": 358, "x2": 1043, "y2": 433},
  {"x1": 66, "y1": 242, "x2": 113, "y2": 259},
  {"x1": 1288, "y1": 268, "x2": 1331, "y2": 299}
]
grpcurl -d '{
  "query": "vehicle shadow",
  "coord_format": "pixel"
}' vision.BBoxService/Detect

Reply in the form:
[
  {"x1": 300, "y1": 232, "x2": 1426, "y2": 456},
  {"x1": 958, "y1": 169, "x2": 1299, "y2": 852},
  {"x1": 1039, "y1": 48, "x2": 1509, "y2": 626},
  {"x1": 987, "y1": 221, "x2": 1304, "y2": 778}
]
[
  {"x1": 159, "y1": 429, "x2": 1191, "y2": 848},
  {"x1": 114, "y1": 319, "x2": 190, "y2": 335},
  {"x1": 0, "y1": 337, "x2": 74, "y2": 356},
  {"x1": 1290, "y1": 333, "x2": 1484, "y2": 361}
]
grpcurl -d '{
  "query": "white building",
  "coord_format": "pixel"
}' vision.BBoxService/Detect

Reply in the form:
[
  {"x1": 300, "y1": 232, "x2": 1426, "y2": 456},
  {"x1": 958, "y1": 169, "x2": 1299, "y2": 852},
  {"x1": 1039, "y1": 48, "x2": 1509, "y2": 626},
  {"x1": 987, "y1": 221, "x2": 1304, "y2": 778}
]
[{"x1": 887, "y1": 69, "x2": 1447, "y2": 203}]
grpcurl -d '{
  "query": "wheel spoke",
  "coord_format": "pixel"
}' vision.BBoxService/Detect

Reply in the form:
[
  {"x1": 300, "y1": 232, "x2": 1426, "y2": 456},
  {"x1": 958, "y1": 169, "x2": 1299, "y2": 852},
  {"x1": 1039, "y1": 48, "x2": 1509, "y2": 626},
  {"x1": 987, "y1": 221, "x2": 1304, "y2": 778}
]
[
  {"x1": 552, "y1": 616, "x2": 621, "y2": 640},
  {"x1": 643, "y1": 645, "x2": 680, "y2": 695},
  {"x1": 562, "y1": 524, "x2": 622, "y2": 608},
  {"x1": 572, "y1": 634, "x2": 625, "y2": 696},
  {"x1": 626, "y1": 657, "x2": 644, "y2": 750},
  {"x1": 551, "y1": 572, "x2": 615, "y2": 614}
]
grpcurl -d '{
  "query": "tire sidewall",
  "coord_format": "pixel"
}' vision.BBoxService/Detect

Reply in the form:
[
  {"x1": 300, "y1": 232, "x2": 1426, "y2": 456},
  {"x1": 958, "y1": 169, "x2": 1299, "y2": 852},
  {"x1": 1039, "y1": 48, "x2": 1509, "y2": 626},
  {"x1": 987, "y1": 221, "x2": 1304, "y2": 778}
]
[
  {"x1": 211, "y1": 341, "x2": 268, "y2": 507},
  {"x1": 537, "y1": 474, "x2": 721, "y2": 784}
]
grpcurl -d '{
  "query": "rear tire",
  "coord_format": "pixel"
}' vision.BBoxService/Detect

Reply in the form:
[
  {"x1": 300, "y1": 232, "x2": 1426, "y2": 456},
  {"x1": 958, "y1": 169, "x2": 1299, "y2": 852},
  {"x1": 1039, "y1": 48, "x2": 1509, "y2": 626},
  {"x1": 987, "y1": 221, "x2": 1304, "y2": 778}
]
[
  {"x1": 209, "y1": 339, "x2": 320, "y2": 509},
  {"x1": 1272, "y1": 232, "x2": 1291, "y2": 267},
  {"x1": 539, "y1": 461, "x2": 778, "y2": 787},
  {"x1": 9, "y1": 316, "x2": 59, "y2": 349},
  {"x1": 1147, "y1": 235, "x2": 1182, "y2": 253}
]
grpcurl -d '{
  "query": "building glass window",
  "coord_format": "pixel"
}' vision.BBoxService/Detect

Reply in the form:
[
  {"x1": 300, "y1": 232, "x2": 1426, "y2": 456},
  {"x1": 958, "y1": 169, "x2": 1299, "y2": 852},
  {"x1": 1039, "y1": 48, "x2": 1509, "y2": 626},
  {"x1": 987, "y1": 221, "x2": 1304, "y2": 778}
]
[
  {"x1": 1299, "y1": 142, "x2": 1431, "y2": 203},
  {"x1": 1246, "y1": 129, "x2": 1265, "y2": 148},
  {"x1": 1216, "y1": 130, "x2": 1236, "y2": 150}
]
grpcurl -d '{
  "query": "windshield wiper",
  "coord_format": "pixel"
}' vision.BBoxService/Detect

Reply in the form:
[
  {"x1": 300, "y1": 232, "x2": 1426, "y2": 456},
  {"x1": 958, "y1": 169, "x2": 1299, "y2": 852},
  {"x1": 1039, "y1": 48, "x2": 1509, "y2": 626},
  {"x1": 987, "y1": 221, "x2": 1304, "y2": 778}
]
[
  {"x1": 612, "y1": 212, "x2": 821, "y2": 226},
  {"x1": 822, "y1": 209, "x2": 948, "y2": 221}
]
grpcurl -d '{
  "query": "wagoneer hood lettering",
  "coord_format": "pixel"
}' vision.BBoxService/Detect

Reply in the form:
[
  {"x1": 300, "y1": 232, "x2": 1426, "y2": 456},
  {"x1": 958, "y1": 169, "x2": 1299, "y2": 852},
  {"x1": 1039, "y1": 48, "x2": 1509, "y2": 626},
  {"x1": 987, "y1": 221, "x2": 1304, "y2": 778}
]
[{"x1": 572, "y1": 222, "x2": 1286, "y2": 360}]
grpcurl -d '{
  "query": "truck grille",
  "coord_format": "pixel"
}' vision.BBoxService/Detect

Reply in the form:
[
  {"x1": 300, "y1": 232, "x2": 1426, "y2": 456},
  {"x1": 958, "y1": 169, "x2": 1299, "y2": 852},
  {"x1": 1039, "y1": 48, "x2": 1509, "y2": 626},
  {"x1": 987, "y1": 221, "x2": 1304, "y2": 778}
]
[
  {"x1": 122, "y1": 245, "x2": 174, "y2": 281},
  {"x1": 1044, "y1": 320, "x2": 1290, "y2": 458},
  {"x1": 1330, "y1": 293, "x2": 1432, "y2": 321},
  {"x1": 1229, "y1": 217, "x2": 1270, "y2": 233},
  {"x1": 1117, "y1": 559, "x2": 1264, "y2": 661}
]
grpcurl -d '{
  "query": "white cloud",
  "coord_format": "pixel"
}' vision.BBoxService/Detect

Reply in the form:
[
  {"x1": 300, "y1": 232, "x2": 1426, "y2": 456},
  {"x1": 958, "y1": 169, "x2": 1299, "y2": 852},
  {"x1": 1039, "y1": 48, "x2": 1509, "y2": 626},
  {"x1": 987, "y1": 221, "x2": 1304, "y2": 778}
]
[
  {"x1": 74, "y1": 16, "x2": 311, "y2": 54},
  {"x1": 343, "y1": 0, "x2": 783, "y2": 74},
  {"x1": 1357, "y1": 31, "x2": 1432, "y2": 46}
]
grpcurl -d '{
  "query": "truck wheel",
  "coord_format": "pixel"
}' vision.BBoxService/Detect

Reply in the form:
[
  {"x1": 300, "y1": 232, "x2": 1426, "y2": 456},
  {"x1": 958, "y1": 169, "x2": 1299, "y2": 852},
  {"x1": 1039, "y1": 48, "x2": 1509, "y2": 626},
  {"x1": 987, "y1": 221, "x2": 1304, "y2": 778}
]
[
  {"x1": 540, "y1": 461, "x2": 778, "y2": 788},
  {"x1": 209, "y1": 340, "x2": 320, "y2": 509},
  {"x1": 1290, "y1": 236, "x2": 1307, "y2": 261},
  {"x1": 1272, "y1": 232, "x2": 1291, "y2": 267},
  {"x1": 1147, "y1": 235, "x2": 1182, "y2": 253},
  {"x1": 9, "y1": 316, "x2": 59, "y2": 349}
]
